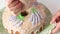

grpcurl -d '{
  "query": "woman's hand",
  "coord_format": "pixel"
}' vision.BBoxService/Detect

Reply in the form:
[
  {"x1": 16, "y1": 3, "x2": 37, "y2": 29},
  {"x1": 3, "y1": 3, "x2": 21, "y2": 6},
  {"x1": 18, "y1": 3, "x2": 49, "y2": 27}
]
[
  {"x1": 7, "y1": 0, "x2": 24, "y2": 15},
  {"x1": 50, "y1": 11, "x2": 60, "y2": 34}
]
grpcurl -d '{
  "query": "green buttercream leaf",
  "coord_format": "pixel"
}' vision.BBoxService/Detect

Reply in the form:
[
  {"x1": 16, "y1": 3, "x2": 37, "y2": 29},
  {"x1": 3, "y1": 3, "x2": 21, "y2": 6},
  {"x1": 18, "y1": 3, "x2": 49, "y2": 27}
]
[
  {"x1": 31, "y1": 7, "x2": 37, "y2": 13},
  {"x1": 17, "y1": 14, "x2": 24, "y2": 20}
]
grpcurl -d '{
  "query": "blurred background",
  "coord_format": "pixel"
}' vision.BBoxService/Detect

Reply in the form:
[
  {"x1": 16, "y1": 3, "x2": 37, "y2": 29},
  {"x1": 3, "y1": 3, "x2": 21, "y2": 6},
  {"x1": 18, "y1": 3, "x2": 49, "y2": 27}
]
[
  {"x1": 37, "y1": 0, "x2": 60, "y2": 15},
  {"x1": 0, "y1": 0, "x2": 60, "y2": 15},
  {"x1": 0, "y1": 0, "x2": 6, "y2": 9}
]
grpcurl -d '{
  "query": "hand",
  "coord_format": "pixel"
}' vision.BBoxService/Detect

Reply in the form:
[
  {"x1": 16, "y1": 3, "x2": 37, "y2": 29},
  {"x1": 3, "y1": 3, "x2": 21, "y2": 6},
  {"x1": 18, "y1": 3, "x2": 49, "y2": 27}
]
[
  {"x1": 50, "y1": 11, "x2": 60, "y2": 34},
  {"x1": 7, "y1": 0, "x2": 24, "y2": 15}
]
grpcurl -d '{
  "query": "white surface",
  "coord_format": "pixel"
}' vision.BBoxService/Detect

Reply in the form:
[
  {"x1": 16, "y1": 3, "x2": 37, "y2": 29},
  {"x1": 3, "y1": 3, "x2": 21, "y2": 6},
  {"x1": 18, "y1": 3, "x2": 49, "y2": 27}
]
[
  {"x1": 0, "y1": 0, "x2": 6, "y2": 9},
  {"x1": 0, "y1": 0, "x2": 59, "y2": 15},
  {"x1": 37, "y1": 0, "x2": 60, "y2": 15}
]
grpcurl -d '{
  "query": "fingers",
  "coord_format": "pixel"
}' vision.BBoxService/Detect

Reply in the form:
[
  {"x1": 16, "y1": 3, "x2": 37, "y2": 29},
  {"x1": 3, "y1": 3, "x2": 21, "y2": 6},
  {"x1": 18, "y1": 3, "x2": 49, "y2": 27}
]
[
  {"x1": 51, "y1": 23, "x2": 60, "y2": 34},
  {"x1": 50, "y1": 11, "x2": 60, "y2": 24},
  {"x1": 10, "y1": 2, "x2": 21, "y2": 11},
  {"x1": 8, "y1": 0, "x2": 21, "y2": 14},
  {"x1": 8, "y1": 0, "x2": 19, "y2": 8},
  {"x1": 7, "y1": 0, "x2": 25, "y2": 15},
  {"x1": 50, "y1": 11, "x2": 60, "y2": 34},
  {"x1": 51, "y1": 22, "x2": 60, "y2": 34},
  {"x1": 6, "y1": 0, "x2": 14, "y2": 5}
]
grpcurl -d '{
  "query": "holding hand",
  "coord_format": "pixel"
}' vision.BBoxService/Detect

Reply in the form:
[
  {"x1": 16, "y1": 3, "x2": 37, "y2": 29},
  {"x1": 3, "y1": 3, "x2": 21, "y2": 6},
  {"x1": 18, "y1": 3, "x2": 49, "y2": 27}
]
[
  {"x1": 7, "y1": 0, "x2": 25, "y2": 15},
  {"x1": 50, "y1": 11, "x2": 60, "y2": 34}
]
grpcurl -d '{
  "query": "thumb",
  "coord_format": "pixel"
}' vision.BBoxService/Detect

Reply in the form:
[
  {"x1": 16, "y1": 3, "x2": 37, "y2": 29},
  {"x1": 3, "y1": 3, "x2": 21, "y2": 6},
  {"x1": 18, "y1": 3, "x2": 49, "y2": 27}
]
[
  {"x1": 50, "y1": 15, "x2": 56, "y2": 24},
  {"x1": 50, "y1": 18, "x2": 56, "y2": 24},
  {"x1": 50, "y1": 15, "x2": 58, "y2": 24}
]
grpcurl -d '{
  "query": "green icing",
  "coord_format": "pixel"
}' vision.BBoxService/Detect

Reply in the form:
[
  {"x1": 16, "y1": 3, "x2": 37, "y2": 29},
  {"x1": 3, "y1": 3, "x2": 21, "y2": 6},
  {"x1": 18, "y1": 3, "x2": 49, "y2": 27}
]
[
  {"x1": 17, "y1": 14, "x2": 24, "y2": 20},
  {"x1": 39, "y1": 24, "x2": 56, "y2": 34},
  {"x1": 31, "y1": 7, "x2": 37, "y2": 13}
]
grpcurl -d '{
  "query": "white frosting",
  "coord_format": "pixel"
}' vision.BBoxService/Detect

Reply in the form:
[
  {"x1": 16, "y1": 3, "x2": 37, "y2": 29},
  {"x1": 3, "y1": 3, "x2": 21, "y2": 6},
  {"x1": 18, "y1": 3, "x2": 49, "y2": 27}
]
[
  {"x1": 8, "y1": 7, "x2": 43, "y2": 27},
  {"x1": 9, "y1": 15, "x2": 23, "y2": 27},
  {"x1": 29, "y1": 10, "x2": 42, "y2": 26}
]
